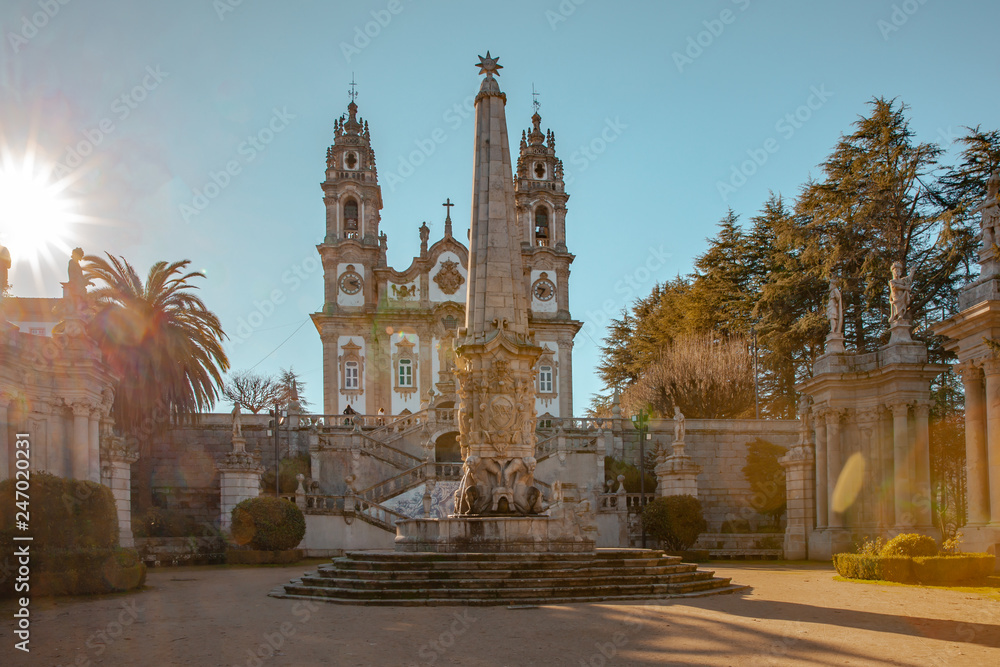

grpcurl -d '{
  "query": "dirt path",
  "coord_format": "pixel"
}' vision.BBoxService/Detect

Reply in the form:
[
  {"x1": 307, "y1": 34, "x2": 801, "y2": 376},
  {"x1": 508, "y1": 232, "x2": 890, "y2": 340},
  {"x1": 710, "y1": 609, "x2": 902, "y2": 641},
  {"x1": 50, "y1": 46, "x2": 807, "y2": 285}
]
[{"x1": 2, "y1": 561, "x2": 998, "y2": 666}]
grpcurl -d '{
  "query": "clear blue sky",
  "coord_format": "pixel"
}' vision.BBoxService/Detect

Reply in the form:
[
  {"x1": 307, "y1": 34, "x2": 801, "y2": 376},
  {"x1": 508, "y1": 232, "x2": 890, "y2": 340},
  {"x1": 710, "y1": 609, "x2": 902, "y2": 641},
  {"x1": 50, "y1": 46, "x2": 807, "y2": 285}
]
[{"x1": 1, "y1": 0, "x2": 997, "y2": 413}]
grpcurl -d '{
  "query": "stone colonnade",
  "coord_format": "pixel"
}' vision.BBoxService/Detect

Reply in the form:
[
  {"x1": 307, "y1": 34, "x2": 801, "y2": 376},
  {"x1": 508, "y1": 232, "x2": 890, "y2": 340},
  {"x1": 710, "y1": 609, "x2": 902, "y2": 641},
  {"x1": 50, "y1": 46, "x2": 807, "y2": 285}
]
[
  {"x1": 808, "y1": 402, "x2": 932, "y2": 532},
  {"x1": 954, "y1": 361, "x2": 1000, "y2": 527}
]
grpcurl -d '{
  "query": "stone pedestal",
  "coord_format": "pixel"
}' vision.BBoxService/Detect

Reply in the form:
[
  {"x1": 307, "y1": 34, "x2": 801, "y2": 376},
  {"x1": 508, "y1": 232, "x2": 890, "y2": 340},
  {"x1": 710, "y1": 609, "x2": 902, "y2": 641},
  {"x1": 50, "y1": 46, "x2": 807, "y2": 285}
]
[
  {"x1": 395, "y1": 515, "x2": 595, "y2": 553},
  {"x1": 825, "y1": 332, "x2": 845, "y2": 354},
  {"x1": 654, "y1": 441, "x2": 700, "y2": 498},
  {"x1": 888, "y1": 320, "x2": 913, "y2": 344},
  {"x1": 218, "y1": 438, "x2": 262, "y2": 531},
  {"x1": 779, "y1": 444, "x2": 815, "y2": 560}
]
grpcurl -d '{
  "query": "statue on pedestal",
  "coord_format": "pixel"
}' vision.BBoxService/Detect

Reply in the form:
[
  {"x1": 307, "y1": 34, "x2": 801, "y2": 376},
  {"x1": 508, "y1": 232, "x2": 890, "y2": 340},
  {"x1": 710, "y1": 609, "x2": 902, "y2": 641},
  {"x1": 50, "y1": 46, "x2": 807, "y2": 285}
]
[
  {"x1": 231, "y1": 402, "x2": 244, "y2": 440},
  {"x1": 976, "y1": 170, "x2": 1000, "y2": 249},
  {"x1": 672, "y1": 406, "x2": 686, "y2": 444},
  {"x1": 889, "y1": 261, "x2": 916, "y2": 324},
  {"x1": 826, "y1": 277, "x2": 843, "y2": 336}
]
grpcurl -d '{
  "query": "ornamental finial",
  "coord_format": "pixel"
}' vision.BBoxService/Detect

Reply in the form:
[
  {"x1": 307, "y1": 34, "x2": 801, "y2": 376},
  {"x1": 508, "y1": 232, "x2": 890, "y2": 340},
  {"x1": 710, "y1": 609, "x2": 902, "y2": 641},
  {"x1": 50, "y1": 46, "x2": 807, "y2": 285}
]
[{"x1": 475, "y1": 51, "x2": 502, "y2": 78}]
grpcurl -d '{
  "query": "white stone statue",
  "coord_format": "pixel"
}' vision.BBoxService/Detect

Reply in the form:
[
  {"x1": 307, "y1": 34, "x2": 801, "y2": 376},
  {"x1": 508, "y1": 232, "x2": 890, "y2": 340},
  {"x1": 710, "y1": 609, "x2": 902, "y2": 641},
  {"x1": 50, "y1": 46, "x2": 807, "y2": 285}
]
[
  {"x1": 673, "y1": 406, "x2": 686, "y2": 444},
  {"x1": 826, "y1": 277, "x2": 843, "y2": 336},
  {"x1": 975, "y1": 170, "x2": 1000, "y2": 250},
  {"x1": 231, "y1": 402, "x2": 243, "y2": 439},
  {"x1": 888, "y1": 261, "x2": 916, "y2": 324}
]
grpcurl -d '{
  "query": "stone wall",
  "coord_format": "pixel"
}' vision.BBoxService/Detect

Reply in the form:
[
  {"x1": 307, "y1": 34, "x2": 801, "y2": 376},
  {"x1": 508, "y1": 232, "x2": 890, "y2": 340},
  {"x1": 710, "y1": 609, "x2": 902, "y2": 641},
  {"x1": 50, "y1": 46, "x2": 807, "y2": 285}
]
[
  {"x1": 623, "y1": 418, "x2": 799, "y2": 532},
  {"x1": 136, "y1": 414, "x2": 310, "y2": 526}
]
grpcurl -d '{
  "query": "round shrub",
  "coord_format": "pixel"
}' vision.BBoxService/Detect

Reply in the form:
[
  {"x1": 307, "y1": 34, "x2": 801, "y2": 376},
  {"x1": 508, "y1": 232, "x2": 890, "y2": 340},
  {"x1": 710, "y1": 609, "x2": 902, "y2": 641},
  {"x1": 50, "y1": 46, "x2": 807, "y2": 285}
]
[
  {"x1": 881, "y1": 533, "x2": 937, "y2": 558},
  {"x1": 0, "y1": 472, "x2": 118, "y2": 550},
  {"x1": 641, "y1": 495, "x2": 707, "y2": 551},
  {"x1": 231, "y1": 497, "x2": 305, "y2": 551}
]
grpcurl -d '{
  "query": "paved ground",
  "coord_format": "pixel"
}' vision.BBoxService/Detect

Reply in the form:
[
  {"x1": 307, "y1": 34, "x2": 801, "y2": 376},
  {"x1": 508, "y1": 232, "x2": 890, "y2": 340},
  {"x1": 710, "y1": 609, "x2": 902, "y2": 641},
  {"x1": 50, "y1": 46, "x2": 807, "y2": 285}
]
[{"x1": 2, "y1": 560, "x2": 998, "y2": 666}]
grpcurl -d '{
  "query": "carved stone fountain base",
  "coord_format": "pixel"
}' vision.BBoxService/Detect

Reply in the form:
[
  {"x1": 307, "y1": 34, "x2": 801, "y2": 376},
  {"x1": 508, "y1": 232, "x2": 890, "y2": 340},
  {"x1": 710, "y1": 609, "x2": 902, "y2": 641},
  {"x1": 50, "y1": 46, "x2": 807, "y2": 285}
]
[{"x1": 395, "y1": 516, "x2": 595, "y2": 553}]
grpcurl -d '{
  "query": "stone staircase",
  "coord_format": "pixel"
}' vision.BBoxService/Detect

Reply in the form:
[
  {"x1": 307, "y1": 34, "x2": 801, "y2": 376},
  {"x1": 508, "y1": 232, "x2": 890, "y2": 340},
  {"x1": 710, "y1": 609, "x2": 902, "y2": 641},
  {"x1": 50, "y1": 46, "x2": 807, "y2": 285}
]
[{"x1": 271, "y1": 549, "x2": 747, "y2": 606}]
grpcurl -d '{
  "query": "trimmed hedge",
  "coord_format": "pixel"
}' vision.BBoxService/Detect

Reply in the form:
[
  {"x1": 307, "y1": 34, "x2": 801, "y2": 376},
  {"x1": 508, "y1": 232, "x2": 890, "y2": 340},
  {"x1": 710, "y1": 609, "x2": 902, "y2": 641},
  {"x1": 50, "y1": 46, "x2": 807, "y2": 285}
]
[
  {"x1": 231, "y1": 497, "x2": 305, "y2": 551},
  {"x1": 28, "y1": 548, "x2": 147, "y2": 596},
  {"x1": 0, "y1": 472, "x2": 118, "y2": 549},
  {"x1": 0, "y1": 474, "x2": 145, "y2": 597},
  {"x1": 881, "y1": 533, "x2": 937, "y2": 558},
  {"x1": 834, "y1": 552, "x2": 996, "y2": 585},
  {"x1": 912, "y1": 555, "x2": 996, "y2": 584}
]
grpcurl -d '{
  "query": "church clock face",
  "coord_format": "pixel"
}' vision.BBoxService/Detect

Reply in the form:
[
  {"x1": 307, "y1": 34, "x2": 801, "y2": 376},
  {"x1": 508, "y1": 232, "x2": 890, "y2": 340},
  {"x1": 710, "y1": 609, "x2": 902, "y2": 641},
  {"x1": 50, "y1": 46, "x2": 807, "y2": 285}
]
[
  {"x1": 532, "y1": 277, "x2": 555, "y2": 301},
  {"x1": 339, "y1": 269, "x2": 363, "y2": 295}
]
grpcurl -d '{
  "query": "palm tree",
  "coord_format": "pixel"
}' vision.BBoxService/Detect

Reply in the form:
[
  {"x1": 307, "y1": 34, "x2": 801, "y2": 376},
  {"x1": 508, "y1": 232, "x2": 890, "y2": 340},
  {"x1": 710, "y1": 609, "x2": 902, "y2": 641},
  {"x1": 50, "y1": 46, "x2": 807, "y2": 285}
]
[{"x1": 84, "y1": 253, "x2": 229, "y2": 436}]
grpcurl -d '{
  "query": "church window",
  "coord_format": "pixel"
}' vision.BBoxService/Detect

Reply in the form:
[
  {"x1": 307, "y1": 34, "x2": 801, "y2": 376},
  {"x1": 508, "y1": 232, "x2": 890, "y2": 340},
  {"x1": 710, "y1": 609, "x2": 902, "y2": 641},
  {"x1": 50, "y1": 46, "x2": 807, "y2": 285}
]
[
  {"x1": 398, "y1": 359, "x2": 413, "y2": 387},
  {"x1": 538, "y1": 365, "x2": 553, "y2": 393},
  {"x1": 534, "y1": 207, "x2": 549, "y2": 246},
  {"x1": 344, "y1": 199, "x2": 359, "y2": 232},
  {"x1": 534, "y1": 162, "x2": 546, "y2": 179},
  {"x1": 344, "y1": 361, "x2": 359, "y2": 390}
]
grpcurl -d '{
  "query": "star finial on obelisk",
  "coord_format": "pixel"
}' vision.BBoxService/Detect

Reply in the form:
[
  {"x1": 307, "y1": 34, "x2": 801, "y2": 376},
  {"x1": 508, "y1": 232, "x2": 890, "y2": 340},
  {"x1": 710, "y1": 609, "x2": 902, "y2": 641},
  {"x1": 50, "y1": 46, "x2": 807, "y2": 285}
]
[{"x1": 475, "y1": 51, "x2": 502, "y2": 78}]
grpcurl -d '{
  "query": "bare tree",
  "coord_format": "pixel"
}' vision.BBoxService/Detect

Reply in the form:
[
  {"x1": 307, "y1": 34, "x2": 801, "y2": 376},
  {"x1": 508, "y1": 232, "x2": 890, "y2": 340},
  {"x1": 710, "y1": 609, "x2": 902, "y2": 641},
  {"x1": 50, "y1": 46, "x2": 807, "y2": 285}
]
[
  {"x1": 622, "y1": 333, "x2": 754, "y2": 419},
  {"x1": 222, "y1": 370, "x2": 281, "y2": 413}
]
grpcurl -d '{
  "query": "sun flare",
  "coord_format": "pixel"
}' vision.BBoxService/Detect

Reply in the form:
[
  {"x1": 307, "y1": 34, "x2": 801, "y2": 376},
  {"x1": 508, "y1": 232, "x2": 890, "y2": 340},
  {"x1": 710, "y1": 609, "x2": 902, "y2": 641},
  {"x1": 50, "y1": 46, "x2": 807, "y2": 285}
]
[{"x1": 0, "y1": 151, "x2": 78, "y2": 268}]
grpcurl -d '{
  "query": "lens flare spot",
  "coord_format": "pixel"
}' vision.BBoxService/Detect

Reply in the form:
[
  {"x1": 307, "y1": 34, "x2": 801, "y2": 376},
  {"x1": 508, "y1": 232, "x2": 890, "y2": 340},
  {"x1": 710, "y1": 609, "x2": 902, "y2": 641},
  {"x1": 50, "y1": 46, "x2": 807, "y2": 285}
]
[{"x1": 831, "y1": 452, "x2": 866, "y2": 514}]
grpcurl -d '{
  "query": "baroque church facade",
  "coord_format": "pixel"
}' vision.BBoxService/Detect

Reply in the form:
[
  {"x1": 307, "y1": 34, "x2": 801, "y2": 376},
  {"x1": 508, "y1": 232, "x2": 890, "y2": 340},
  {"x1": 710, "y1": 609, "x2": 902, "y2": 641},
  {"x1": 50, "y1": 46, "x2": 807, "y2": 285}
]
[{"x1": 312, "y1": 98, "x2": 582, "y2": 424}]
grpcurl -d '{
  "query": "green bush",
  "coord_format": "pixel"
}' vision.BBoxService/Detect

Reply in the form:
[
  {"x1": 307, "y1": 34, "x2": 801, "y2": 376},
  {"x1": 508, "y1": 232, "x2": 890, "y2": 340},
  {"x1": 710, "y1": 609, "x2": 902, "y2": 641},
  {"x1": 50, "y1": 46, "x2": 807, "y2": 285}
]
[
  {"x1": 911, "y1": 554, "x2": 996, "y2": 584},
  {"x1": 30, "y1": 548, "x2": 147, "y2": 595},
  {"x1": 880, "y1": 533, "x2": 937, "y2": 558},
  {"x1": 0, "y1": 473, "x2": 118, "y2": 550},
  {"x1": 641, "y1": 495, "x2": 707, "y2": 551},
  {"x1": 833, "y1": 553, "x2": 883, "y2": 580},
  {"x1": 0, "y1": 474, "x2": 146, "y2": 597},
  {"x1": 231, "y1": 497, "x2": 305, "y2": 551}
]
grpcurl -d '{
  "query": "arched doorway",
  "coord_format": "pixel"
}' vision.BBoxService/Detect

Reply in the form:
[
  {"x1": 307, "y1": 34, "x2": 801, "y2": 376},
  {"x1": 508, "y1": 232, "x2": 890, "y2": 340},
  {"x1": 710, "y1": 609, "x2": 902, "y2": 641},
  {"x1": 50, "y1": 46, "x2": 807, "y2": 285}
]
[{"x1": 435, "y1": 431, "x2": 461, "y2": 462}]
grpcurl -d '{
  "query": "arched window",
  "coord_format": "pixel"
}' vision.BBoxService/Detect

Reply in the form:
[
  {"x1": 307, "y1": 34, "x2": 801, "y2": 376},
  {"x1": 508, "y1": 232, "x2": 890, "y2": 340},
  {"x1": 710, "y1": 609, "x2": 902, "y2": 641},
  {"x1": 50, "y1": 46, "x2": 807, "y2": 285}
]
[
  {"x1": 344, "y1": 199, "x2": 359, "y2": 232},
  {"x1": 534, "y1": 207, "x2": 549, "y2": 246}
]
